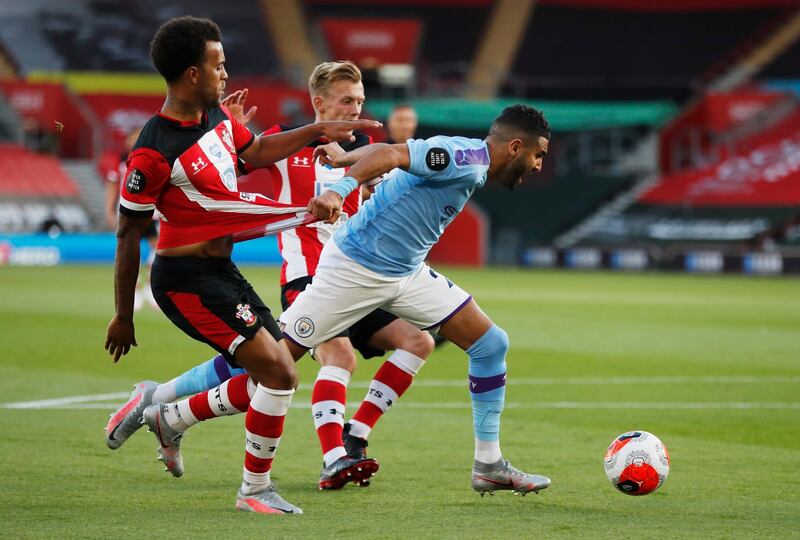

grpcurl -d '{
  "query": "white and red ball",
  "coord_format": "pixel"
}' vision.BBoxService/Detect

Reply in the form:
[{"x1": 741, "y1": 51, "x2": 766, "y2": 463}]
[{"x1": 604, "y1": 431, "x2": 670, "y2": 495}]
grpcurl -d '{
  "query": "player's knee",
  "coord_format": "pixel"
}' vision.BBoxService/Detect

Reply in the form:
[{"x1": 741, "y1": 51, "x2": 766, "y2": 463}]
[
  {"x1": 493, "y1": 326, "x2": 510, "y2": 357},
  {"x1": 316, "y1": 340, "x2": 358, "y2": 373},
  {"x1": 469, "y1": 324, "x2": 509, "y2": 361},
  {"x1": 249, "y1": 345, "x2": 298, "y2": 389},
  {"x1": 264, "y1": 359, "x2": 298, "y2": 390},
  {"x1": 405, "y1": 329, "x2": 434, "y2": 359}
]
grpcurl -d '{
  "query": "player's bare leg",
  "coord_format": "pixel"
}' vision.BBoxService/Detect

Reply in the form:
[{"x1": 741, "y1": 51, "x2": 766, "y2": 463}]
[{"x1": 439, "y1": 300, "x2": 550, "y2": 496}]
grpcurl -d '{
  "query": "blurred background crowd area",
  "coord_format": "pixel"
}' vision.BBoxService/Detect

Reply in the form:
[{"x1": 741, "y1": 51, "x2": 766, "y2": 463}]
[{"x1": 0, "y1": 0, "x2": 799, "y2": 274}]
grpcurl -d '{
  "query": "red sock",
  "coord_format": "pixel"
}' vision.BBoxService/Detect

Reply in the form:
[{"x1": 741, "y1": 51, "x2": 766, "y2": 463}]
[
  {"x1": 311, "y1": 366, "x2": 350, "y2": 466},
  {"x1": 350, "y1": 350, "x2": 425, "y2": 439},
  {"x1": 242, "y1": 385, "x2": 293, "y2": 490},
  {"x1": 167, "y1": 374, "x2": 254, "y2": 429}
]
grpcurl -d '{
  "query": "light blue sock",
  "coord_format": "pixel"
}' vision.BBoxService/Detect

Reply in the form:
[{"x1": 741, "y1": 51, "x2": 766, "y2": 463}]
[
  {"x1": 174, "y1": 355, "x2": 246, "y2": 398},
  {"x1": 467, "y1": 325, "x2": 508, "y2": 443}
]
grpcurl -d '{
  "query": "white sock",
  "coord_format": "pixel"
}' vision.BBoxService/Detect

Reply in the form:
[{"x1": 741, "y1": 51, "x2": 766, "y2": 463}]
[
  {"x1": 474, "y1": 439, "x2": 502, "y2": 464},
  {"x1": 151, "y1": 380, "x2": 178, "y2": 403},
  {"x1": 241, "y1": 470, "x2": 271, "y2": 495}
]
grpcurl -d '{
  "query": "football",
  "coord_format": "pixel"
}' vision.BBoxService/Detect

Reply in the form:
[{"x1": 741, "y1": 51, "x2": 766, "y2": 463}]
[{"x1": 604, "y1": 431, "x2": 670, "y2": 495}]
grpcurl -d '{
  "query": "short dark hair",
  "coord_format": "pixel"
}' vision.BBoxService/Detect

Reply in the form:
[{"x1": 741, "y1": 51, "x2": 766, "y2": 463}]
[
  {"x1": 490, "y1": 104, "x2": 550, "y2": 141},
  {"x1": 150, "y1": 16, "x2": 222, "y2": 83}
]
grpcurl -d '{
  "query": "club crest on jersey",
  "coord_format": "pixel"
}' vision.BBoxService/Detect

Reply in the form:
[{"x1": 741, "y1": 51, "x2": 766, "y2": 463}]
[
  {"x1": 425, "y1": 148, "x2": 450, "y2": 171},
  {"x1": 222, "y1": 167, "x2": 237, "y2": 191},
  {"x1": 209, "y1": 142, "x2": 223, "y2": 159},
  {"x1": 292, "y1": 156, "x2": 311, "y2": 167},
  {"x1": 125, "y1": 169, "x2": 146, "y2": 194},
  {"x1": 294, "y1": 317, "x2": 315, "y2": 338},
  {"x1": 220, "y1": 127, "x2": 235, "y2": 153},
  {"x1": 191, "y1": 156, "x2": 208, "y2": 173},
  {"x1": 235, "y1": 303, "x2": 257, "y2": 327}
]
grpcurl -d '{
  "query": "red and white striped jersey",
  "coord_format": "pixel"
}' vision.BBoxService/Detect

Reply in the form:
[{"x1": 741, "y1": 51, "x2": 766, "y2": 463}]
[
  {"x1": 263, "y1": 124, "x2": 371, "y2": 285},
  {"x1": 118, "y1": 107, "x2": 305, "y2": 249}
]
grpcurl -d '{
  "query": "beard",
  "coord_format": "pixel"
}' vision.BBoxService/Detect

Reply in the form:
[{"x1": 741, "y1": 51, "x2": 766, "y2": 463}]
[{"x1": 505, "y1": 161, "x2": 529, "y2": 190}]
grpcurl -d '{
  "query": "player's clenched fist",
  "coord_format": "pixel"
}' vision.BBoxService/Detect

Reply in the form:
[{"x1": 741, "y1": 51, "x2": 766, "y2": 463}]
[{"x1": 307, "y1": 190, "x2": 343, "y2": 224}]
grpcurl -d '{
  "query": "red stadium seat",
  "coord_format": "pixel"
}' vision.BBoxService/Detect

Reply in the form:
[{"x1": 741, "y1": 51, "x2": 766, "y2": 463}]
[{"x1": 0, "y1": 144, "x2": 80, "y2": 197}]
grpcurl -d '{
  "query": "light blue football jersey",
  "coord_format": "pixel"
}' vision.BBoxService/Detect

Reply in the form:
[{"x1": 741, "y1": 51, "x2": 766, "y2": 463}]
[{"x1": 334, "y1": 136, "x2": 490, "y2": 276}]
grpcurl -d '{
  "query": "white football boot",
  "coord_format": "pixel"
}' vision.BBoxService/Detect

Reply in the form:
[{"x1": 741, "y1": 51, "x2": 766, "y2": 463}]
[
  {"x1": 471, "y1": 458, "x2": 551, "y2": 496},
  {"x1": 142, "y1": 403, "x2": 185, "y2": 477},
  {"x1": 105, "y1": 381, "x2": 158, "y2": 449}
]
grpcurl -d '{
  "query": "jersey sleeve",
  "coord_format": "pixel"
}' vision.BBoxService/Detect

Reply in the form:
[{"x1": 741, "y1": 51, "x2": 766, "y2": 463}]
[
  {"x1": 238, "y1": 124, "x2": 283, "y2": 174},
  {"x1": 406, "y1": 137, "x2": 473, "y2": 183},
  {"x1": 118, "y1": 148, "x2": 171, "y2": 218},
  {"x1": 221, "y1": 105, "x2": 256, "y2": 154}
]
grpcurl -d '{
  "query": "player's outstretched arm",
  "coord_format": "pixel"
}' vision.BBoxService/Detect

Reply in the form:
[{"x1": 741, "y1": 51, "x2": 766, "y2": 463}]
[
  {"x1": 314, "y1": 141, "x2": 386, "y2": 168},
  {"x1": 105, "y1": 214, "x2": 150, "y2": 362},
  {"x1": 240, "y1": 119, "x2": 382, "y2": 168},
  {"x1": 307, "y1": 144, "x2": 410, "y2": 223},
  {"x1": 342, "y1": 143, "x2": 410, "y2": 183}
]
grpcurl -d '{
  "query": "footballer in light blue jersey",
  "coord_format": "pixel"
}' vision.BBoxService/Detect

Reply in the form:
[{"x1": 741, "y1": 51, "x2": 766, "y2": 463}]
[
  {"x1": 292, "y1": 105, "x2": 553, "y2": 496},
  {"x1": 334, "y1": 136, "x2": 491, "y2": 276}
]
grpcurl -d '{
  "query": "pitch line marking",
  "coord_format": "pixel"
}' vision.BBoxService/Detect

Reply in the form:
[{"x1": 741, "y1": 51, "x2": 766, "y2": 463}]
[
  {"x1": 2, "y1": 401, "x2": 799, "y2": 411},
  {"x1": 1, "y1": 392, "x2": 129, "y2": 409},
  {"x1": 1, "y1": 375, "x2": 798, "y2": 410},
  {"x1": 400, "y1": 375, "x2": 800, "y2": 389}
]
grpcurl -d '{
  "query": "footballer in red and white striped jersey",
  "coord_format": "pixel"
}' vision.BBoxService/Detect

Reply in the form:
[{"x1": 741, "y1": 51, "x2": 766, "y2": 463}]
[
  {"x1": 262, "y1": 124, "x2": 371, "y2": 285},
  {"x1": 118, "y1": 106, "x2": 306, "y2": 249}
]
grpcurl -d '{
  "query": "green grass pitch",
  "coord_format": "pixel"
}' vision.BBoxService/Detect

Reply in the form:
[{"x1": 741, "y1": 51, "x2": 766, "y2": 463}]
[{"x1": 1, "y1": 265, "x2": 798, "y2": 538}]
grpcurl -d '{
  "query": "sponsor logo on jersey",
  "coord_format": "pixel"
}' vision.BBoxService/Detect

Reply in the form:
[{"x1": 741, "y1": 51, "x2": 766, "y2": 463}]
[
  {"x1": 295, "y1": 316, "x2": 315, "y2": 338},
  {"x1": 454, "y1": 147, "x2": 489, "y2": 167},
  {"x1": 235, "y1": 303, "x2": 257, "y2": 327},
  {"x1": 209, "y1": 142, "x2": 223, "y2": 159},
  {"x1": 293, "y1": 156, "x2": 311, "y2": 167},
  {"x1": 191, "y1": 156, "x2": 208, "y2": 173},
  {"x1": 426, "y1": 148, "x2": 450, "y2": 171},
  {"x1": 239, "y1": 192, "x2": 257, "y2": 202},
  {"x1": 440, "y1": 205, "x2": 458, "y2": 226},
  {"x1": 125, "y1": 168, "x2": 146, "y2": 194},
  {"x1": 221, "y1": 167, "x2": 237, "y2": 191}
]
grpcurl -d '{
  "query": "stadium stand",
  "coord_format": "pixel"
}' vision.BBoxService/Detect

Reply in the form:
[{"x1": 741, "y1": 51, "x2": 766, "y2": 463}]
[
  {"x1": 0, "y1": 143, "x2": 90, "y2": 232},
  {"x1": 555, "y1": 3, "x2": 800, "y2": 255},
  {"x1": 2, "y1": 0, "x2": 278, "y2": 76},
  {"x1": 510, "y1": 5, "x2": 781, "y2": 100},
  {"x1": 579, "y1": 101, "x2": 800, "y2": 247},
  {"x1": 303, "y1": 0, "x2": 491, "y2": 96},
  {"x1": 0, "y1": 143, "x2": 78, "y2": 197},
  {"x1": 260, "y1": 0, "x2": 320, "y2": 86},
  {"x1": 465, "y1": 0, "x2": 535, "y2": 98},
  {"x1": 0, "y1": 0, "x2": 797, "y2": 269}
]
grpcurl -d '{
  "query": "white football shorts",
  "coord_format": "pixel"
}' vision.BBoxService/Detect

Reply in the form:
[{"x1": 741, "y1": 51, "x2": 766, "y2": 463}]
[{"x1": 279, "y1": 241, "x2": 471, "y2": 348}]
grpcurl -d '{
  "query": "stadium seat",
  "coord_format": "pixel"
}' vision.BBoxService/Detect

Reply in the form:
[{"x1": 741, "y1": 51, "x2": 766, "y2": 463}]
[{"x1": 0, "y1": 144, "x2": 80, "y2": 197}]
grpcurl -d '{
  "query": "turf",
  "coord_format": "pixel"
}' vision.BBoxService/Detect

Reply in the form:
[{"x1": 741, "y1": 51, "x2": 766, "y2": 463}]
[{"x1": 1, "y1": 265, "x2": 798, "y2": 539}]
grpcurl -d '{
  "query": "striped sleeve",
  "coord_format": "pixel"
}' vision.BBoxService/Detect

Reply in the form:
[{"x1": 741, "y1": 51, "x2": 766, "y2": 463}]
[{"x1": 118, "y1": 148, "x2": 171, "y2": 218}]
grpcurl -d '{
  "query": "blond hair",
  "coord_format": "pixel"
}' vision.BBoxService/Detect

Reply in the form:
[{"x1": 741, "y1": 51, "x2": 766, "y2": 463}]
[{"x1": 308, "y1": 61, "x2": 362, "y2": 97}]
